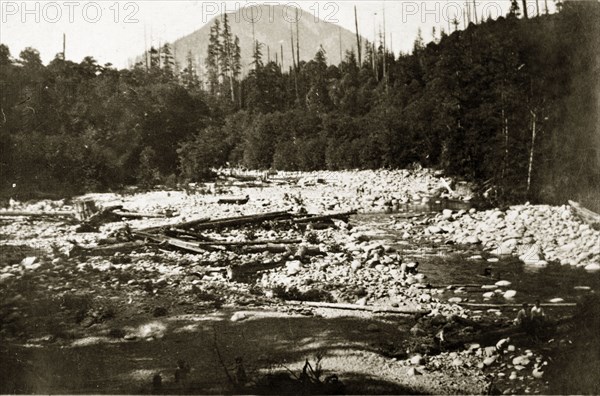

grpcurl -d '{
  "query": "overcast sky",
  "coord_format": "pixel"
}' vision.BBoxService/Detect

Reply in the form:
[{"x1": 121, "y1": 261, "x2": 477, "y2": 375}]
[{"x1": 1, "y1": 1, "x2": 554, "y2": 68}]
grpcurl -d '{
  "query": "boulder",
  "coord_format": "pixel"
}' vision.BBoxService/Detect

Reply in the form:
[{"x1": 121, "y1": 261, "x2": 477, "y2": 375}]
[
  {"x1": 512, "y1": 356, "x2": 531, "y2": 366},
  {"x1": 451, "y1": 358, "x2": 464, "y2": 368},
  {"x1": 442, "y1": 209, "x2": 453, "y2": 220},
  {"x1": 410, "y1": 354, "x2": 426, "y2": 365},
  {"x1": 483, "y1": 356, "x2": 497, "y2": 366},
  {"x1": 20, "y1": 256, "x2": 38, "y2": 267},
  {"x1": 503, "y1": 290, "x2": 517, "y2": 299},
  {"x1": 286, "y1": 260, "x2": 302, "y2": 276},
  {"x1": 584, "y1": 263, "x2": 600, "y2": 272},
  {"x1": 231, "y1": 312, "x2": 248, "y2": 322},
  {"x1": 427, "y1": 226, "x2": 443, "y2": 234},
  {"x1": 465, "y1": 235, "x2": 480, "y2": 244},
  {"x1": 407, "y1": 367, "x2": 422, "y2": 376},
  {"x1": 0, "y1": 273, "x2": 16, "y2": 284}
]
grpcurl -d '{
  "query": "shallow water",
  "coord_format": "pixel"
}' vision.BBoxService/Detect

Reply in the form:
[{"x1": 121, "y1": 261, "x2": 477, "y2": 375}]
[{"x1": 353, "y1": 211, "x2": 600, "y2": 310}]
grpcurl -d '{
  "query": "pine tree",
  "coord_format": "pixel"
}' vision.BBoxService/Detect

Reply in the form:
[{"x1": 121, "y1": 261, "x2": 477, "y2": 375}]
[
  {"x1": 509, "y1": 0, "x2": 521, "y2": 17},
  {"x1": 182, "y1": 50, "x2": 200, "y2": 89},
  {"x1": 206, "y1": 19, "x2": 221, "y2": 94},
  {"x1": 220, "y1": 13, "x2": 234, "y2": 100},
  {"x1": 161, "y1": 43, "x2": 175, "y2": 77}
]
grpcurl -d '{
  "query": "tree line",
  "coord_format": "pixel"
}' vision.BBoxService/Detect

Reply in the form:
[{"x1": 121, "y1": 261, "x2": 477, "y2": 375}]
[{"x1": 0, "y1": 1, "x2": 598, "y2": 207}]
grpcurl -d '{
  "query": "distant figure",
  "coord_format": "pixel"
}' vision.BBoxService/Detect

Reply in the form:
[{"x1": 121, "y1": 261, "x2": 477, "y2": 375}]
[
  {"x1": 531, "y1": 300, "x2": 546, "y2": 322},
  {"x1": 483, "y1": 266, "x2": 493, "y2": 277},
  {"x1": 152, "y1": 373, "x2": 162, "y2": 393},
  {"x1": 234, "y1": 356, "x2": 247, "y2": 386},
  {"x1": 530, "y1": 299, "x2": 546, "y2": 337},
  {"x1": 515, "y1": 303, "x2": 530, "y2": 330},
  {"x1": 174, "y1": 360, "x2": 190, "y2": 386}
]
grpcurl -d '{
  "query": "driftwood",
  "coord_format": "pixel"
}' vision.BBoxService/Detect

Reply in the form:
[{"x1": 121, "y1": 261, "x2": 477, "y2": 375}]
[
  {"x1": 0, "y1": 210, "x2": 75, "y2": 218},
  {"x1": 286, "y1": 300, "x2": 430, "y2": 315},
  {"x1": 569, "y1": 200, "x2": 600, "y2": 227},
  {"x1": 71, "y1": 240, "x2": 148, "y2": 256},
  {"x1": 292, "y1": 211, "x2": 357, "y2": 224},
  {"x1": 191, "y1": 211, "x2": 291, "y2": 230},
  {"x1": 217, "y1": 196, "x2": 249, "y2": 205},
  {"x1": 458, "y1": 302, "x2": 577, "y2": 309},
  {"x1": 112, "y1": 210, "x2": 172, "y2": 219},
  {"x1": 133, "y1": 231, "x2": 209, "y2": 254},
  {"x1": 194, "y1": 239, "x2": 301, "y2": 247},
  {"x1": 136, "y1": 217, "x2": 211, "y2": 233}
]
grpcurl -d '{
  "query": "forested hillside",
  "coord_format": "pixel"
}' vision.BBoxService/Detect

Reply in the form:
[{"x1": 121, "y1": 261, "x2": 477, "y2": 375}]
[{"x1": 1, "y1": 1, "x2": 598, "y2": 207}]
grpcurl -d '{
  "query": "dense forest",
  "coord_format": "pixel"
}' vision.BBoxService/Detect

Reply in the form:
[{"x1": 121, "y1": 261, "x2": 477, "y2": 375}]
[{"x1": 0, "y1": 1, "x2": 598, "y2": 207}]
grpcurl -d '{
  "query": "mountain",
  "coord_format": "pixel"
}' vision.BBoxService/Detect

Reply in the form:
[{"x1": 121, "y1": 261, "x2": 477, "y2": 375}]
[{"x1": 151, "y1": 5, "x2": 365, "y2": 75}]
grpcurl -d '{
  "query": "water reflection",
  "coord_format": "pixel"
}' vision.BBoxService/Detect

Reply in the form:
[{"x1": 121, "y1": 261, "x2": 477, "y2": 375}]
[{"x1": 352, "y1": 210, "x2": 600, "y2": 306}]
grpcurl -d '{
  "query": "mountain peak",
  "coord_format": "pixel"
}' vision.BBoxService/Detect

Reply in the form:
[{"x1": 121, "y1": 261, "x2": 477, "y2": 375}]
[{"x1": 166, "y1": 4, "x2": 362, "y2": 76}]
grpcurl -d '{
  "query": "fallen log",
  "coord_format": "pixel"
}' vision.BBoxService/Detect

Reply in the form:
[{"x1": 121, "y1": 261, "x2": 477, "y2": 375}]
[
  {"x1": 112, "y1": 210, "x2": 172, "y2": 219},
  {"x1": 0, "y1": 210, "x2": 75, "y2": 218},
  {"x1": 292, "y1": 211, "x2": 357, "y2": 224},
  {"x1": 569, "y1": 200, "x2": 600, "y2": 227},
  {"x1": 217, "y1": 195, "x2": 249, "y2": 205},
  {"x1": 133, "y1": 231, "x2": 209, "y2": 254},
  {"x1": 192, "y1": 211, "x2": 291, "y2": 230},
  {"x1": 135, "y1": 217, "x2": 211, "y2": 233},
  {"x1": 70, "y1": 240, "x2": 148, "y2": 256},
  {"x1": 286, "y1": 300, "x2": 430, "y2": 315},
  {"x1": 195, "y1": 239, "x2": 301, "y2": 247},
  {"x1": 458, "y1": 302, "x2": 577, "y2": 309}
]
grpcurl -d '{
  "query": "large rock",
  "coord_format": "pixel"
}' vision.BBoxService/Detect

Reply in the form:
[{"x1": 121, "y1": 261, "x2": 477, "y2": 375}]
[
  {"x1": 410, "y1": 354, "x2": 426, "y2": 365},
  {"x1": 465, "y1": 235, "x2": 481, "y2": 244},
  {"x1": 427, "y1": 226, "x2": 443, "y2": 234},
  {"x1": 584, "y1": 263, "x2": 600, "y2": 272},
  {"x1": 483, "y1": 356, "x2": 497, "y2": 366},
  {"x1": 0, "y1": 273, "x2": 16, "y2": 284},
  {"x1": 286, "y1": 260, "x2": 302, "y2": 276}
]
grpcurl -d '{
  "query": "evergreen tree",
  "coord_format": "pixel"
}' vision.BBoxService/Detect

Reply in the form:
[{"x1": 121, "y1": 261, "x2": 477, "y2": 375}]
[{"x1": 206, "y1": 19, "x2": 221, "y2": 94}]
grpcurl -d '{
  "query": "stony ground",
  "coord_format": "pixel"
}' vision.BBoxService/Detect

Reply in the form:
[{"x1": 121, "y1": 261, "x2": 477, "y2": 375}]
[{"x1": 0, "y1": 169, "x2": 598, "y2": 394}]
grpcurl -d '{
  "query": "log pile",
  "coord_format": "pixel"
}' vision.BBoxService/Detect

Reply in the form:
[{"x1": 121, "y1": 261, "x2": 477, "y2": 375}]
[{"x1": 70, "y1": 208, "x2": 355, "y2": 259}]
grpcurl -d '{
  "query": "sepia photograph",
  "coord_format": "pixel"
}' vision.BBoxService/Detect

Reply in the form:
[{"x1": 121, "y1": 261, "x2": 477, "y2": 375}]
[{"x1": 0, "y1": 0, "x2": 599, "y2": 394}]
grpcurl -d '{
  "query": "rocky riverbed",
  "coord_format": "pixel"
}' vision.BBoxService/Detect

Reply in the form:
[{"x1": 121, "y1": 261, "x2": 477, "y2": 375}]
[
  {"x1": 0, "y1": 169, "x2": 598, "y2": 394},
  {"x1": 419, "y1": 203, "x2": 600, "y2": 271}
]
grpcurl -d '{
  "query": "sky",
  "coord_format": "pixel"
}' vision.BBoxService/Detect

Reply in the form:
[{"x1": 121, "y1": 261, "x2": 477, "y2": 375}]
[{"x1": 0, "y1": 1, "x2": 555, "y2": 68}]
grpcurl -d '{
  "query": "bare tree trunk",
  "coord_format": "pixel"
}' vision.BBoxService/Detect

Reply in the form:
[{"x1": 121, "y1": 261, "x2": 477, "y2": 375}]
[
  {"x1": 354, "y1": 5, "x2": 362, "y2": 65},
  {"x1": 338, "y1": 26, "x2": 343, "y2": 65},
  {"x1": 465, "y1": 0, "x2": 471, "y2": 24},
  {"x1": 527, "y1": 110, "x2": 537, "y2": 195},
  {"x1": 295, "y1": 8, "x2": 300, "y2": 67},
  {"x1": 290, "y1": 27, "x2": 296, "y2": 69},
  {"x1": 502, "y1": 107, "x2": 508, "y2": 180},
  {"x1": 522, "y1": 0, "x2": 529, "y2": 18}
]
